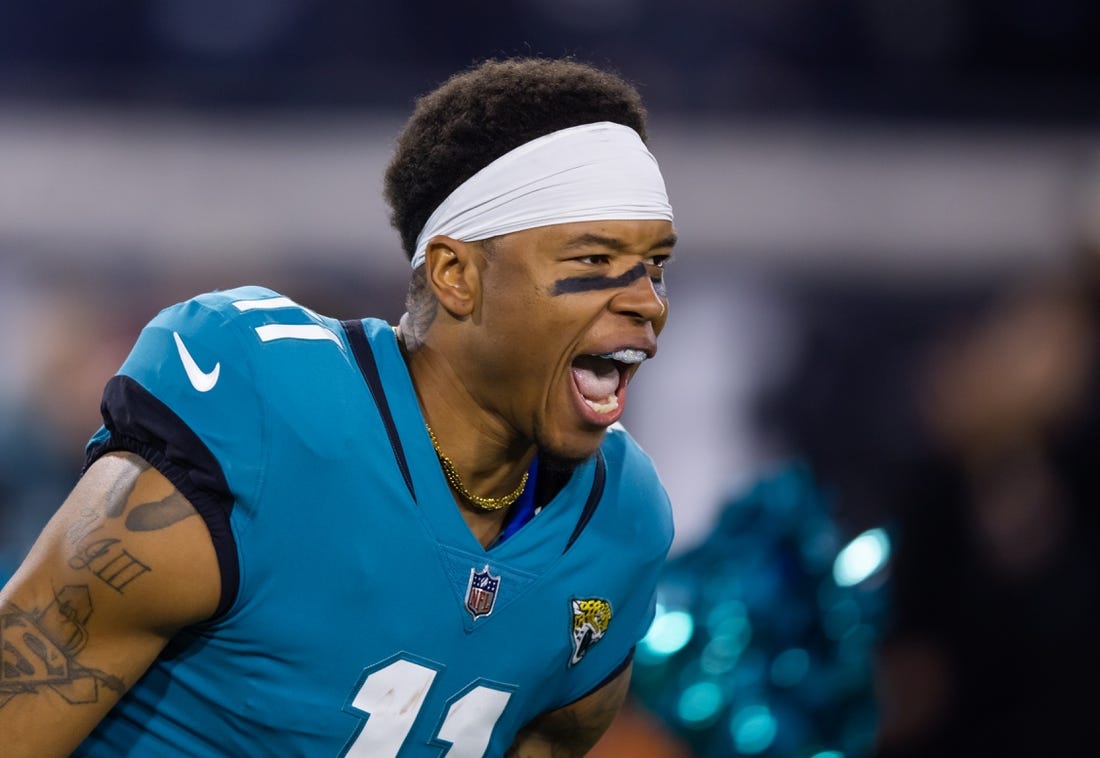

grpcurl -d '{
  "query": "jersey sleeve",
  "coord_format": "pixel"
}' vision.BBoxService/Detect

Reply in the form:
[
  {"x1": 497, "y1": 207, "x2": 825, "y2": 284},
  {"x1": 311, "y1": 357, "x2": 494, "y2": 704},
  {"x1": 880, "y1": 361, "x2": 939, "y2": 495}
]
[{"x1": 84, "y1": 286, "x2": 276, "y2": 618}]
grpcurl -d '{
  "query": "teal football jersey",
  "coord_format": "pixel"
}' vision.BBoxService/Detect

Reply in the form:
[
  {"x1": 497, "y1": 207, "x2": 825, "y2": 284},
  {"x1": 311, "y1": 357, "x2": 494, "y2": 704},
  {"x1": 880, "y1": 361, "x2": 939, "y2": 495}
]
[{"x1": 74, "y1": 286, "x2": 673, "y2": 757}]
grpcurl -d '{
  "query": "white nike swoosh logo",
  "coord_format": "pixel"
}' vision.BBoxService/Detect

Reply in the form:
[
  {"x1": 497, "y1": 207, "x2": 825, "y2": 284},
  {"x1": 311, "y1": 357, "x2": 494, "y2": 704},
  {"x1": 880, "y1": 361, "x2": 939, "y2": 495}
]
[{"x1": 173, "y1": 331, "x2": 220, "y2": 392}]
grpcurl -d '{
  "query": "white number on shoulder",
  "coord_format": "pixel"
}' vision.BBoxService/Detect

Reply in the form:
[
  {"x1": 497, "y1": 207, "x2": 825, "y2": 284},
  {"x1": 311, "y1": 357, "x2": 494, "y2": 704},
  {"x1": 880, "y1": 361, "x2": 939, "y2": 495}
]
[{"x1": 232, "y1": 296, "x2": 342, "y2": 346}]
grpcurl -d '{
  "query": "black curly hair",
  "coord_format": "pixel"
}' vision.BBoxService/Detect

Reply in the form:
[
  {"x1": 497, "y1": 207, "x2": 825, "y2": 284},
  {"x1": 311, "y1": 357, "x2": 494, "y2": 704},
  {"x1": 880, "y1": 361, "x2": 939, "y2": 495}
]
[{"x1": 384, "y1": 57, "x2": 650, "y2": 261}]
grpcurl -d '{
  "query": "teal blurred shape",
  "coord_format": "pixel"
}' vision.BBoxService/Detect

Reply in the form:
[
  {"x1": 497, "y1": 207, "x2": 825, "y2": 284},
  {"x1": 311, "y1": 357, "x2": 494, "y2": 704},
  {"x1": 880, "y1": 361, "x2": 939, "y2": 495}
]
[{"x1": 631, "y1": 461, "x2": 889, "y2": 757}]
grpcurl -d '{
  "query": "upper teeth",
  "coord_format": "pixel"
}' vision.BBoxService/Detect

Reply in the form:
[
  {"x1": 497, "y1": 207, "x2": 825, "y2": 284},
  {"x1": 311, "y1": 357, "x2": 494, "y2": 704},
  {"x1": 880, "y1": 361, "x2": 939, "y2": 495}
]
[{"x1": 599, "y1": 349, "x2": 647, "y2": 364}]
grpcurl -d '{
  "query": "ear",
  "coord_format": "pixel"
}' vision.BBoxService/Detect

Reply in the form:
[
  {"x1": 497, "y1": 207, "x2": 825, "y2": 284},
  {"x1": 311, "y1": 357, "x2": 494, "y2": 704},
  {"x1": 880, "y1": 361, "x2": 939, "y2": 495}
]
[{"x1": 424, "y1": 235, "x2": 480, "y2": 319}]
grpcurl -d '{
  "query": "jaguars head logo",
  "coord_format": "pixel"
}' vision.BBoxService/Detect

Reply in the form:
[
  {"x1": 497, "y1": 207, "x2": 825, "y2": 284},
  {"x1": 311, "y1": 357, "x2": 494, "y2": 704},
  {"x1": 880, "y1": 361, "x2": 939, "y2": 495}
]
[{"x1": 569, "y1": 597, "x2": 612, "y2": 666}]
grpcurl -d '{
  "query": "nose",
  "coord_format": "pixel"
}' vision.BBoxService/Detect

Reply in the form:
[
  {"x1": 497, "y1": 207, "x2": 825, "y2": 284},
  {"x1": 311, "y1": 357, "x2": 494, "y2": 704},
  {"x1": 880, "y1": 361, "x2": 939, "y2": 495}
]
[{"x1": 611, "y1": 273, "x2": 668, "y2": 325}]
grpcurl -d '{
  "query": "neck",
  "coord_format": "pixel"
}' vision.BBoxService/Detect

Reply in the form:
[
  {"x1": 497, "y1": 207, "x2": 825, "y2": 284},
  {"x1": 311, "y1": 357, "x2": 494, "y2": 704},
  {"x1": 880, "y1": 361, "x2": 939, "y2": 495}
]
[
  {"x1": 400, "y1": 327, "x2": 536, "y2": 516},
  {"x1": 427, "y1": 424, "x2": 529, "y2": 512}
]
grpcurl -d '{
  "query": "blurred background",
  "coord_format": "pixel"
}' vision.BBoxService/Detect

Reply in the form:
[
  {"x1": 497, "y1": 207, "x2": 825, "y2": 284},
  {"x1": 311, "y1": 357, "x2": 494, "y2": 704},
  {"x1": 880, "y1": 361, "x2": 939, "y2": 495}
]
[{"x1": 2, "y1": 2, "x2": 1099, "y2": 756}]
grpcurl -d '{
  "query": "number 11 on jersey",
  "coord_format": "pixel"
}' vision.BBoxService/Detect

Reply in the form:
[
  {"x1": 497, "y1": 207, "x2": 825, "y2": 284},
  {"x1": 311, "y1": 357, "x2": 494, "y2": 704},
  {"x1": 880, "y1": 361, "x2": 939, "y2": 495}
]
[{"x1": 342, "y1": 654, "x2": 515, "y2": 758}]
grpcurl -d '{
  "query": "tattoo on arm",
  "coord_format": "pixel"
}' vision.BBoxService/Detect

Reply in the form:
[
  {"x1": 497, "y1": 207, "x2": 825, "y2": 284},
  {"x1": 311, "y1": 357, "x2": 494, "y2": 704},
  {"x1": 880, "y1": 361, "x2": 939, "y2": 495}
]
[
  {"x1": 102, "y1": 454, "x2": 148, "y2": 519},
  {"x1": 0, "y1": 455, "x2": 202, "y2": 711},
  {"x1": 125, "y1": 491, "x2": 197, "y2": 532},
  {"x1": 63, "y1": 457, "x2": 147, "y2": 546},
  {"x1": 67, "y1": 539, "x2": 152, "y2": 594},
  {"x1": 0, "y1": 586, "x2": 125, "y2": 711},
  {"x1": 64, "y1": 455, "x2": 197, "y2": 594},
  {"x1": 106, "y1": 455, "x2": 196, "y2": 533}
]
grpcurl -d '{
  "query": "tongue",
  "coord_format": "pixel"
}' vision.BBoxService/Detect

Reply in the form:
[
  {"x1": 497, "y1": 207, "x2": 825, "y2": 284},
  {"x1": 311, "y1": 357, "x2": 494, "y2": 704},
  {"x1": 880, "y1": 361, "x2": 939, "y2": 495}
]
[{"x1": 572, "y1": 357, "x2": 620, "y2": 401}]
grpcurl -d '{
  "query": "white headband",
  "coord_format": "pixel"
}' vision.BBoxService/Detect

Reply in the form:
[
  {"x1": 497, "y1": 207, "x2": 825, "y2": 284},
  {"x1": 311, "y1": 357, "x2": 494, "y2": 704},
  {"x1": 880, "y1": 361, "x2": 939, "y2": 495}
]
[{"x1": 411, "y1": 121, "x2": 674, "y2": 269}]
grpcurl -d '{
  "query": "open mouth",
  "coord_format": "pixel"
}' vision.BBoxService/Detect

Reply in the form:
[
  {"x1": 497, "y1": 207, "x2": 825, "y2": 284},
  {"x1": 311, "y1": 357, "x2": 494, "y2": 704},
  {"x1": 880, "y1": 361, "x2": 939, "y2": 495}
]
[{"x1": 571, "y1": 349, "x2": 648, "y2": 418}]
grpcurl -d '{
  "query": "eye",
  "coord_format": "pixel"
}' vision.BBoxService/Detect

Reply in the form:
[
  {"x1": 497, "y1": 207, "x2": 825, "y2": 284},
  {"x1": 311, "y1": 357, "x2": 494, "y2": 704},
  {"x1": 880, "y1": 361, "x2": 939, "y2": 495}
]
[
  {"x1": 574, "y1": 254, "x2": 611, "y2": 266},
  {"x1": 646, "y1": 254, "x2": 671, "y2": 281}
]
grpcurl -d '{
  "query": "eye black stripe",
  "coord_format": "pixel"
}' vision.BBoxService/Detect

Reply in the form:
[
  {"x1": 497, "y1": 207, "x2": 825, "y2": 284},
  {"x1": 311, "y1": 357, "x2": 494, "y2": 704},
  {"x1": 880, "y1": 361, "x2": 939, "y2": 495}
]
[{"x1": 551, "y1": 263, "x2": 648, "y2": 295}]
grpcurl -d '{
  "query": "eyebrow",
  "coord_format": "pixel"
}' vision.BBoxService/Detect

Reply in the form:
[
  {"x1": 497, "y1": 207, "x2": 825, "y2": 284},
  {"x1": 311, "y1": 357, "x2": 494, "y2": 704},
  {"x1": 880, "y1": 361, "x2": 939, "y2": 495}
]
[{"x1": 563, "y1": 231, "x2": 678, "y2": 253}]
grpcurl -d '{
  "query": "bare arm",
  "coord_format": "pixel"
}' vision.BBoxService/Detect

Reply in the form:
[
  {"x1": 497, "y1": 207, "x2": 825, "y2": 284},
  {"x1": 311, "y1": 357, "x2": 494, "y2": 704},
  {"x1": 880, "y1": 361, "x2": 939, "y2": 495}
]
[
  {"x1": 507, "y1": 663, "x2": 633, "y2": 758},
  {"x1": 0, "y1": 451, "x2": 220, "y2": 757}
]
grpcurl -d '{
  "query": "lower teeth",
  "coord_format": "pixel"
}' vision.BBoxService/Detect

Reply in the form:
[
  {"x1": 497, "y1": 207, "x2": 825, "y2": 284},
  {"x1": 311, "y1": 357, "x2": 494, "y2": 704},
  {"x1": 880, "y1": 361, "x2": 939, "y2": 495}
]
[{"x1": 585, "y1": 396, "x2": 619, "y2": 413}]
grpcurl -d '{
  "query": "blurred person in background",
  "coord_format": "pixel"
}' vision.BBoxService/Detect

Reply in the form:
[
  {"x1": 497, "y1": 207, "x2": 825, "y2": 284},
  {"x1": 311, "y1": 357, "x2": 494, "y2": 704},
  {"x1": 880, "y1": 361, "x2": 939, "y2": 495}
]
[
  {"x1": 874, "y1": 267, "x2": 1100, "y2": 757},
  {"x1": 0, "y1": 57, "x2": 679, "y2": 757},
  {"x1": 874, "y1": 178, "x2": 1100, "y2": 755}
]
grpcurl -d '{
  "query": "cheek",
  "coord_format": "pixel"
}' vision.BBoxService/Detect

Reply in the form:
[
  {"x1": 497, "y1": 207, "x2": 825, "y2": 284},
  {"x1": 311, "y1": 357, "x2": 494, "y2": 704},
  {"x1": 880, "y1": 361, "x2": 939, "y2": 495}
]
[
  {"x1": 499, "y1": 309, "x2": 579, "y2": 389},
  {"x1": 491, "y1": 285, "x2": 569, "y2": 336},
  {"x1": 480, "y1": 297, "x2": 555, "y2": 369},
  {"x1": 480, "y1": 273, "x2": 594, "y2": 371}
]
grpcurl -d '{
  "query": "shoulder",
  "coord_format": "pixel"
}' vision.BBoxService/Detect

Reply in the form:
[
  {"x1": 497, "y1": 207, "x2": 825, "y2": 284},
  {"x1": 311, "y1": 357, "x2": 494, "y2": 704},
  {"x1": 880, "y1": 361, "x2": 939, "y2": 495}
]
[
  {"x1": 144, "y1": 286, "x2": 335, "y2": 346},
  {"x1": 160, "y1": 285, "x2": 291, "y2": 324},
  {"x1": 96, "y1": 286, "x2": 353, "y2": 504},
  {"x1": 120, "y1": 286, "x2": 352, "y2": 397},
  {"x1": 121, "y1": 286, "x2": 294, "y2": 375},
  {"x1": 600, "y1": 423, "x2": 663, "y2": 482},
  {"x1": 585, "y1": 423, "x2": 674, "y2": 557}
]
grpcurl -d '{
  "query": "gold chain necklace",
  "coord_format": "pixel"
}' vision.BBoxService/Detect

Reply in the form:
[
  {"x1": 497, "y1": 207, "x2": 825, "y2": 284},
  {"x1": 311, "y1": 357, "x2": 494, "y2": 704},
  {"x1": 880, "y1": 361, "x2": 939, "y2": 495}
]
[{"x1": 426, "y1": 425, "x2": 529, "y2": 512}]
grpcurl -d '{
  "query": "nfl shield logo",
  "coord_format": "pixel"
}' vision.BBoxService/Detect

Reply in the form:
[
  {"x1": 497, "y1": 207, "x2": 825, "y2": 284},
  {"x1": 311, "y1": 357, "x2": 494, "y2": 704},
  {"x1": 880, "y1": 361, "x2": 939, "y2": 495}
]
[{"x1": 465, "y1": 565, "x2": 501, "y2": 620}]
